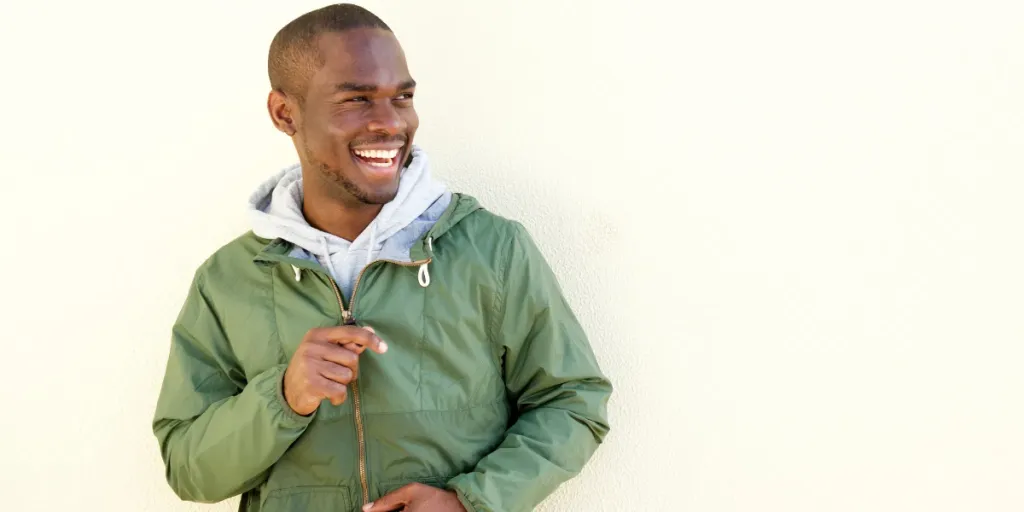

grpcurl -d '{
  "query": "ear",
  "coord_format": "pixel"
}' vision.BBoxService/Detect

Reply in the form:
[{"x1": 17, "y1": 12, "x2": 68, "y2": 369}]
[{"x1": 267, "y1": 89, "x2": 298, "y2": 136}]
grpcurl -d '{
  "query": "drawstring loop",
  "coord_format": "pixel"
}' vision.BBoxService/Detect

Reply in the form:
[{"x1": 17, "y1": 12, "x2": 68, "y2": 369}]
[
  {"x1": 418, "y1": 263, "x2": 430, "y2": 287},
  {"x1": 418, "y1": 236, "x2": 434, "y2": 288},
  {"x1": 292, "y1": 236, "x2": 433, "y2": 287}
]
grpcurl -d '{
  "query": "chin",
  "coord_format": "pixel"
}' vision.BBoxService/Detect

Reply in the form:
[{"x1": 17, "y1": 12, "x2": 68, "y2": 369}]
[
  {"x1": 361, "y1": 187, "x2": 399, "y2": 205},
  {"x1": 344, "y1": 176, "x2": 400, "y2": 205}
]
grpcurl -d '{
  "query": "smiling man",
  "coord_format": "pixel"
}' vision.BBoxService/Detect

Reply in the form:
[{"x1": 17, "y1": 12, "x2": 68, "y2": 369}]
[{"x1": 152, "y1": 4, "x2": 611, "y2": 512}]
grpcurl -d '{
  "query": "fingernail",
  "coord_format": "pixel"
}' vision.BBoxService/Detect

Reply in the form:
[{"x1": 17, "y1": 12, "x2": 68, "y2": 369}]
[
  {"x1": 364, "y1": 326, "x2": 376, "y2": 334},
  {"x1": 362, "y1": 503, "x2": 373, "y2": 512},
  {"x1": 378, "y1": 341, "x2": 389, "y2": 353}
]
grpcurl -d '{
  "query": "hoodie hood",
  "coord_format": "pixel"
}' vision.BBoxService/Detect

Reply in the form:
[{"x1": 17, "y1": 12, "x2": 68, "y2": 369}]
[{"x1": 247, "y1": 145, "x2": 451, "y2": 298}]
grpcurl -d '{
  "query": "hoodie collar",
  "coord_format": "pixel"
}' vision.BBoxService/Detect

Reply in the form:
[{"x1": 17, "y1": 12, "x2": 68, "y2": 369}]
[
  {"x1": 247, "y1": 145, "x2": 447, "y2": 261},
  {"x1": 254, "y1": 192, "x2": 484, "y2": 266}
]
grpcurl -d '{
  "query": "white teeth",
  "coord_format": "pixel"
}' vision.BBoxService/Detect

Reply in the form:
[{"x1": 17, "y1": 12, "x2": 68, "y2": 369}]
[
  {"x1": 367, "y1": 158, "x2": 393, "y2": 168},
  {"x1": 353, "y1": 148, "x2": 401, "y2": 160}
]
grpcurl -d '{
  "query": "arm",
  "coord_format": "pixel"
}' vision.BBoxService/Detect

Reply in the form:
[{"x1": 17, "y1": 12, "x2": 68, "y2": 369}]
[
  {"x1": 152, "y1": 271, "x2": 313, "y2": 503},
  {"x1": 447, "y1": 222, "x2": 613, "y2": 512}
]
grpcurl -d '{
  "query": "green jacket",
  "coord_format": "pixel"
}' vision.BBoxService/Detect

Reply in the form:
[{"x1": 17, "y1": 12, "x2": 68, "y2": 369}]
[{"x1": 152, "y1": 193, "x2": 612, "y2": 512}]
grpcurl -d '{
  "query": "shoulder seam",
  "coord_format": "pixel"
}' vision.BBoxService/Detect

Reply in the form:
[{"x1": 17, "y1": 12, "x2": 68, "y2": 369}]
[{"x1": 487, "y1": 220, "x2": 521, "y2": 351}]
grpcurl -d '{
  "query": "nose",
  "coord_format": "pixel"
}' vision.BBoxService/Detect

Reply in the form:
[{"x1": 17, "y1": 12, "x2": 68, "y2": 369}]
[{"x1": 366, "y1": 100, "x2": 406, "y2": 135}]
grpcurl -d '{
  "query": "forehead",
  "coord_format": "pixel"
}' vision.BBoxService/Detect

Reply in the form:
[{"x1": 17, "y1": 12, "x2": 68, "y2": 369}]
[{"x1": 310, "y1": 29, "x2": 411, "y2": 90}]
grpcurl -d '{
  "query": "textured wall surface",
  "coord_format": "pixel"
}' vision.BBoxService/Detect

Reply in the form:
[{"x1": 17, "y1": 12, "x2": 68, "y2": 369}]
[{"x1": 2, "y1": 1, "x2": 1024, "y2": 510}]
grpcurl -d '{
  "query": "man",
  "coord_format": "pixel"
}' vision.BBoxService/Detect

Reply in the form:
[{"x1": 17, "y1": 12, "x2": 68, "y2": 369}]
[{"x1": 152, "y1": 4, "x2": 611, "y2": 512}]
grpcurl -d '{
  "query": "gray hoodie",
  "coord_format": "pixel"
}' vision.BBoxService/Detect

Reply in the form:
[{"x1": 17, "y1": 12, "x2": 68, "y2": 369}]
[{"x1": 247, "y1": 146, "x2": 451, "y2": 300}]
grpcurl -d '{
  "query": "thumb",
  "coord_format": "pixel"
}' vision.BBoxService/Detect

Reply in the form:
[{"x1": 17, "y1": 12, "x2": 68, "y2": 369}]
[{"x1": 363, "y1": 483, "x2": 416, "y2": 512}]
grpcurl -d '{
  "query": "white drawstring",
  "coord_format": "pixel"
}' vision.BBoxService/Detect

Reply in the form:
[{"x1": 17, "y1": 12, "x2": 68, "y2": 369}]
[
  {"x1": 418, "y1": 236, "x2": 433, "y2": 288},
  {"x1": 418, "y1": 263, "x2": 430, "y2": 287},
  {"x1": 294, "y1": 234, "x2": 433, "y2": 287},
  {"x1": 367, "y1": 223, "x2": 377, "y2": 267},
  {"x1": 319, "y1": 237, "x2": 341, "y2": 284}
]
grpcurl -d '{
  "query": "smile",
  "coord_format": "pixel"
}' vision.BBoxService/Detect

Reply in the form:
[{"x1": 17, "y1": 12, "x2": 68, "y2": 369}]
[{"x1": 352, "y1": 148, "x2": 400, "y2": 168}]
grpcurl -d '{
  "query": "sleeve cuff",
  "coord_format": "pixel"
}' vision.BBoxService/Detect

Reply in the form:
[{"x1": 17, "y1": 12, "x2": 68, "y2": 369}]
[
  {"x1": 446, "y1": 476, "x2": 482, "y2": 512},
  {"x1": 258, "y1": 363, "x2": 316, "y2": 429}
]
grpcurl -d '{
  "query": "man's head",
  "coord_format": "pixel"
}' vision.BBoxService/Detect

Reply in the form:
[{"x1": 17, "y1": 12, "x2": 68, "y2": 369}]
[{"x1": 267, "y1": 4, "x2": 417, "y2": 206}]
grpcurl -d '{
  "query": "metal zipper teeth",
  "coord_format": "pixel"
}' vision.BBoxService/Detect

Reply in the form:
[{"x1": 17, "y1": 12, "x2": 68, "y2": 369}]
[
  {"x1": 323, "y1": 276, "x2": 372, "y2": 503},
  {"x1": 325, "y1": 277, "x2": 369, "y2": 506},
  {"x1": 351, "y1": 384, "x2": 368, "y2": 506},
  {"x1": 324, "y1": 257, "x2": 430, "y2": 506}
]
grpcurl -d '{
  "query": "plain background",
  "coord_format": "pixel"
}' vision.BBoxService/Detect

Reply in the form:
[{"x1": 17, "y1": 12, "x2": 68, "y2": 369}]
[{"x1": 2, "y1": 0, "x2": 1023, "y2": 510}]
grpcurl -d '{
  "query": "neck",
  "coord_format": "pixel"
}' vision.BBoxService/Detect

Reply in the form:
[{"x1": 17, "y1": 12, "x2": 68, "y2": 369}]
[{"x1": 301, "y1": 172, "x2": 383, "y2": 242}]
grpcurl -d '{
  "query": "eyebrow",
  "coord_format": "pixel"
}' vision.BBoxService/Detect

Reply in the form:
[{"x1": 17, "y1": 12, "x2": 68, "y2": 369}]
[{"x1": 335, "y1": 79, "x2": 417, "y2": 93}]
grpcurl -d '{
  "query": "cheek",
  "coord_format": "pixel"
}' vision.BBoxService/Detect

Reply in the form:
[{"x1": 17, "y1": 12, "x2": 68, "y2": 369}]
[
  {"x1": 326, "y1": 111, "x2": 364, "y2": 138},
  {"x1": 404, "y1": 109, "x2": 420, "y2": 134},
  {"x1": 307, "y1": 113, "x2": 361, "y2": 160}
]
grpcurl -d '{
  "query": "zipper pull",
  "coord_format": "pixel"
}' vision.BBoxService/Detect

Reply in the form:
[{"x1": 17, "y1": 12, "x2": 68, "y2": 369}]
[{"x1": 342, "y1": 309, "x2": 354, "y2": 325}]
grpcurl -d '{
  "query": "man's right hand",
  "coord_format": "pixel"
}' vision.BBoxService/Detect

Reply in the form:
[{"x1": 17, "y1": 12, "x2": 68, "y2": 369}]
[{"x1": 283, "y1": 325, "x2": 388, "y2": 416}]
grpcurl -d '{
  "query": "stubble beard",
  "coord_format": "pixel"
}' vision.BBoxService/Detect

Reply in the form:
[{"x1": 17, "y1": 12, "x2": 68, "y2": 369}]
[{"x1": 302, "y1": 140, "x2": 394, "y2": 205}]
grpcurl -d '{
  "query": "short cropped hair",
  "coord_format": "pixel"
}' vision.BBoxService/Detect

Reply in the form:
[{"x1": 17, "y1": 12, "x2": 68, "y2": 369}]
[{"x1": 268, "y1": 4, "x2": 392, "y2": 101}]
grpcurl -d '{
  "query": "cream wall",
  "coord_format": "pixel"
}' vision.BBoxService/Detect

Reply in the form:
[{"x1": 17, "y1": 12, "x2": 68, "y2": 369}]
[{"x1": 2, "y1": 1, "x2": 1023, "y2": 510}]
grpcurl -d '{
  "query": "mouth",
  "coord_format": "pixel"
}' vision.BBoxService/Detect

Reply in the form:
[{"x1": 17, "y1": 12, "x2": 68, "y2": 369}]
[{"x1": 350, "y1": 146, "x2": 403, "y2": 176}]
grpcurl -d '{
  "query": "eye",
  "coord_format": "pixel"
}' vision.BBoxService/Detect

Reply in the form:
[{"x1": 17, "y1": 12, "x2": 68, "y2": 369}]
[
  {"x1": 344, "y1": 96, "x2": 369, "y2": 103},
  {"x1": 396, "y1": 93, "x2": 414, "y2": 101}
]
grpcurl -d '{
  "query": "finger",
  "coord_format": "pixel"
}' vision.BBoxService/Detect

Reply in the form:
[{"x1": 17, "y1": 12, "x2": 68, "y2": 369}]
[
  {"x1": 360, "y1": 326, "x2": 388, "y2": 354},
  {"x1": 343, "y1": 342, "x2": 366, "y2": 356},
  {"x1": 316, "y1": 361, "x2": 355, "y2": 385},
  {"x1": 362, "y1": 327, "x2": 389, "y2": 356},
  {"x1": 309, "y1": 326, "x2": 388, "y2": 354},
  {"x1": 364, "y1": 483, "x2": 418, "y2": 511},
  {"x1": 313, "y1": 377, "x2": 348, "y2": 406},
  {"x1": 313, "y1": 344, "x2": 360, "y2": 371}
]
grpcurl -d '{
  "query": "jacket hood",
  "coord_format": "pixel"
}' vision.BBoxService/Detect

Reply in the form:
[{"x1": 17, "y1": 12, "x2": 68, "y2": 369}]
[{"x1": 246, "y1": 145, "x2": 451, "y2": 296}]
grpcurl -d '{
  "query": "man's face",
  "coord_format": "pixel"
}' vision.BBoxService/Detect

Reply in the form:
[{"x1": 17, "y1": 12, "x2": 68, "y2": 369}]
[{"x1": 296, "y1": 29, "x2": 418, "y2": 205}]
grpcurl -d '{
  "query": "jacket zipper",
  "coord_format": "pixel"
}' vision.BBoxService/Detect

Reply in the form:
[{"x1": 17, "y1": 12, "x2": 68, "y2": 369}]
[{"x1": 323, "y1": 256, "x2": 431, "y2": 506}]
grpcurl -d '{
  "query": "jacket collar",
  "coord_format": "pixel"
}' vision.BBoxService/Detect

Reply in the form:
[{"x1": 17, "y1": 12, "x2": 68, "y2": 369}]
[{"x1": 252, "y1": 192, "x2": 483, "y2": 267}]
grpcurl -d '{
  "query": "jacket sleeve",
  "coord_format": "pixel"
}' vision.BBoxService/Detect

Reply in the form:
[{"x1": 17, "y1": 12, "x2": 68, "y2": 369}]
[
  {"x1": 447, "y1": 222, "x2": 613, "y2": 512},
  {"x1": 152, "y1": 270, "x2": 314, "y2": 503}
]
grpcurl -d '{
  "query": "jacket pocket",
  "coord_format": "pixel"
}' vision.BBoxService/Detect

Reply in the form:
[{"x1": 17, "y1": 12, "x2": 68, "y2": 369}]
[
  {"x1": 261, "y1": 486, "x2": 354, "y2": 512},
  {"x1": 376, "y1": 475, "x2": 449, "y2": 499}
]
